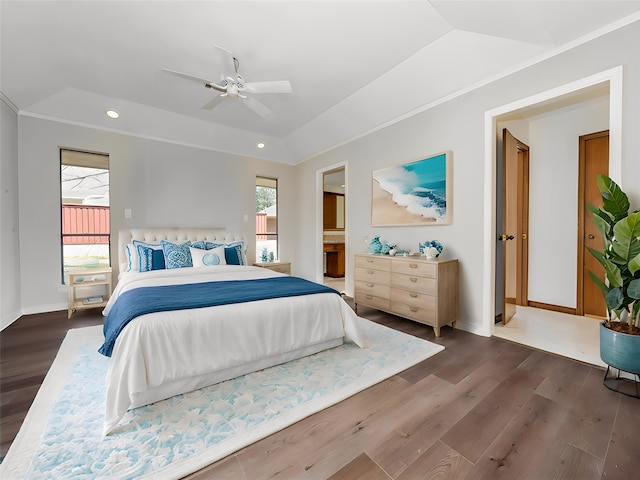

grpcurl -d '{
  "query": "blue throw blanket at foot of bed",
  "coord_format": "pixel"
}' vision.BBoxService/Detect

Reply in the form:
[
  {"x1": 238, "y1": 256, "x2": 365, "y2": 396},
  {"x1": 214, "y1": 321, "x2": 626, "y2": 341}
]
[{"x1": 99, "y1": 276, "x2": 340, "y2": 357}]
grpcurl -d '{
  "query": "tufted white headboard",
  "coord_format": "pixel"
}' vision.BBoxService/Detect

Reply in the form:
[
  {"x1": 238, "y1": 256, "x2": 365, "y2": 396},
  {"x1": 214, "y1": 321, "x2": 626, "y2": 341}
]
[{"x1": 116, "y1": 227, "x2": 246, "y2": 280}]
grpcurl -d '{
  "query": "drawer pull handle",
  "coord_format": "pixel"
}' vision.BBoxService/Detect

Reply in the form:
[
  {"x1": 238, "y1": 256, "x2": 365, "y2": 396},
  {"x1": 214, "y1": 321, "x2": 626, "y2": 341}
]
[
  {"x1": 410, "y1": 307, "x2": 418, "y2": 312},
  {"x1": 410, "y1": 277, "x2": 418, "y2": 282},
  {"x1": 367, "y1": 270, "x2": 374, "y2": 274},
  {"x1": 366, "y1": 295, "x2": 373, "y2": 300},
  {"x1": 409, "y1": 263, "x2": 418, "y2": 268},
  {"x1": 366, "y1": 258, "x2": 374, "y2": 263},
  {"x1": 367, "y1": 283, "x2": 374, "y2": 287},
  {"x1": 410, "y1": 292, "x2": 418, "y2": 298}
]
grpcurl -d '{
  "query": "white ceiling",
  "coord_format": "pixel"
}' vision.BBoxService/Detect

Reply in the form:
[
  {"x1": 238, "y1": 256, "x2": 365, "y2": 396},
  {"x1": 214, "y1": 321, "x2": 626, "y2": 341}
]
[{"x1": 2, "y1": 1, "x2": 639, "y2": 164}]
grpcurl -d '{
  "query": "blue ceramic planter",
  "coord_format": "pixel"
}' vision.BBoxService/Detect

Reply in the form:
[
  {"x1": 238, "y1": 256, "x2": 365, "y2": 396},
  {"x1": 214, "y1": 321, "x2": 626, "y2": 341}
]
[{"x1": 600, "y1": 322, "x2": 640, "y2": 374}]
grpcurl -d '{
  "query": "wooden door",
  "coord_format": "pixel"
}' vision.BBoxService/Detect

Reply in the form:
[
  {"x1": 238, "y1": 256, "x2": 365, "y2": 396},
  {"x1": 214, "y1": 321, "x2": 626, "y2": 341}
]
[
  {"x1": 500, "y1": 129, "x2": 530, "y2": 325},
  {"x1": 578, "y1": 131, "x2": 609, "y2": 317}
]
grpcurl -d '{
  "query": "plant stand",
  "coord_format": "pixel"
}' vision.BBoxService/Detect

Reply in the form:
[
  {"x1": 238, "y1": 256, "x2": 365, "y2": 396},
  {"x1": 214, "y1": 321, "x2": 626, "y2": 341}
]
[{"x1": 603, "y1": 366, "x2": 640, "y2": 399}]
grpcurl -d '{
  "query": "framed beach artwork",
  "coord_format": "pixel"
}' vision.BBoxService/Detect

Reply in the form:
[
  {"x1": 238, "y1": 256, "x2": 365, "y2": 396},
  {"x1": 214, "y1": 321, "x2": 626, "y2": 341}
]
[{"x1": 371, "y1": 151, "x2": 452, "y2": 226}]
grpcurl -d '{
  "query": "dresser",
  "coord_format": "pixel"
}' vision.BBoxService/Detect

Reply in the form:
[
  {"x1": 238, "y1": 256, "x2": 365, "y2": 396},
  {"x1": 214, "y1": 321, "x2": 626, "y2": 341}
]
[{"x1": 354, "y1": 254, "x2": 458, "y2": 336}]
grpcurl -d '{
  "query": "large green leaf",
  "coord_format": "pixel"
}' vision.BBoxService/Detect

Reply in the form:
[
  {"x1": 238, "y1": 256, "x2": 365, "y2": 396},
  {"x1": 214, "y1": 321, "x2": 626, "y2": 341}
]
[
  {"x1": 628, "y1": 278, "x2": 640, "y2": 300},
  {"x1": 591, "y1": 213, "x2": 611, "y2": 247},
  {"x1": 611, "y1": 212, "x2": 640, "y2": 262},
  {"x1": 588, "y1": 271, "x2": 611, "y2": 306},
  {"x1": 587, "y1": 246, "x2": 623, "y2": 287},
  {"x1": 607, "y1": 287, "x2": 624, "y2": 309},
  {"x1": 629, "y1": 252, "x2": 640, "y2": 276},
  {"x1": 596, "y1": 174, "x2": 629, "y2": 221}
]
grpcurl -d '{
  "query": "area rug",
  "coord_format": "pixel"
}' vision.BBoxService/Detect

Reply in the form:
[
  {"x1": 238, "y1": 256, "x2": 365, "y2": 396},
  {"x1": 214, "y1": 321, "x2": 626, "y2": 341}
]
[{"x1": 1, "y1": 317, "x2": 444, "y2": 479}]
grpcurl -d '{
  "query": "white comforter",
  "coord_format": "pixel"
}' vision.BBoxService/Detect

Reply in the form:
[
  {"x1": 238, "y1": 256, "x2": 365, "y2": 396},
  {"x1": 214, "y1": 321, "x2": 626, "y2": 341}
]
[{"x1": 102, "y1": 266, "x2": 364, "y2": 435}]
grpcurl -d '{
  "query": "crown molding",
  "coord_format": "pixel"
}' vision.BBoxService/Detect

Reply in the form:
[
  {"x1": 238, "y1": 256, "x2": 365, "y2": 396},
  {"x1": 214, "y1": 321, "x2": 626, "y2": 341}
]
[{"x1": 0, "y1": 91, "x2": 19, "y2": 114}]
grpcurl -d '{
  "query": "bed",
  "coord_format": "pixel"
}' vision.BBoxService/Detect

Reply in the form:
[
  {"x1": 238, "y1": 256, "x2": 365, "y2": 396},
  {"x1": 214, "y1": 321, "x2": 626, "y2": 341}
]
[{"x1": 100, "y1": 228, "x2": 364, "y2": 435}]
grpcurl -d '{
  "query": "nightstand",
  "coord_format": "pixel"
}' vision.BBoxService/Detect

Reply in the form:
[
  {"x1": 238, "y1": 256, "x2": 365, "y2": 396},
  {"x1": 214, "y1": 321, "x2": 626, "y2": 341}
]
[
  {"x1": 67, "y1": 266, "x2": 112, "y2": 318},
  {"x1": 253, "y1": 262, "x2": 291, "y2": 275}
]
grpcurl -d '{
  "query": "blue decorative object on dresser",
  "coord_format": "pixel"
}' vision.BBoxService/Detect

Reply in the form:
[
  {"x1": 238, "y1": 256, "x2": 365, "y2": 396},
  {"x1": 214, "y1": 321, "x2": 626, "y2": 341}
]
[
  {"x1": 419, "y1": 240, "x2": 443, "y2": 259},
  {"x1": 368, "y1": 235, "x2": 383, "y2": 254}
]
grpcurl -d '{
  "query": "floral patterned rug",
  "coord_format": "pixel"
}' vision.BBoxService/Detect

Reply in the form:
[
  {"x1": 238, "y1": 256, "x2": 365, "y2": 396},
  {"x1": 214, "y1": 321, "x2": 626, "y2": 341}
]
[{"x1": 1, "y1": 318, "x2": 444, "y2": 479}]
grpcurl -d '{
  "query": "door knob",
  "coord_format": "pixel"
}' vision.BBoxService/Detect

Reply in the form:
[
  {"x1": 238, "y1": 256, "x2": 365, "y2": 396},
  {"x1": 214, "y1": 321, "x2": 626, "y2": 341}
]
[
  {"x1": 587, "y1": 233, "x2": 595, "y2": 239},
  {"x1": 498, "y1": 234, "x2": 515, "y2": 241}
]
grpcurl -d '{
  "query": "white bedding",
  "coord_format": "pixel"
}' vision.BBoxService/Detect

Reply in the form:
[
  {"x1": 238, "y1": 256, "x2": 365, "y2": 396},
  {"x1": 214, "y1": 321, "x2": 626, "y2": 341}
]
[{"x1": 102, "y1": 265, "x2": 365, "y2": 435}]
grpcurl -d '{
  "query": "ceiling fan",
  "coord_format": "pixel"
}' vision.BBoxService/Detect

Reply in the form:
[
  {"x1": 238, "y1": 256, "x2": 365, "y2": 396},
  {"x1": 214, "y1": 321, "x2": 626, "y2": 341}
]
[{"x1": 163, "y1": 45, "x2": 292, "y2": 118}]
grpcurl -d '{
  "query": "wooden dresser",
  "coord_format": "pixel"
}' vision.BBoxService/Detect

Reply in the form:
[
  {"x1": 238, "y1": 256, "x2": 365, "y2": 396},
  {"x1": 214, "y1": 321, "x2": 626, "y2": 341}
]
[{"x1": 354, "y1": 254, "x2": 458, "y2": 336}]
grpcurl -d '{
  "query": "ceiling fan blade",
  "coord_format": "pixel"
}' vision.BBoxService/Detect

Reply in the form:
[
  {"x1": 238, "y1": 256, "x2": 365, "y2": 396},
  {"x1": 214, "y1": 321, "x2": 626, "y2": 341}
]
[
  {"x1": 243, "y1": 80, "x2": 292, "y2": 94},
  {"x1": 241, "y1": 96, "x2": 273, "y2": 118},
  {"x1": 162, "y1": 68, "x2": 213, "y2": 86},
  {"x1": 212, "y1": 44, "x2": 238, "y2": 83},
  {"x1": 201, "y1": 94, "x2": 227, "y2": 110}
]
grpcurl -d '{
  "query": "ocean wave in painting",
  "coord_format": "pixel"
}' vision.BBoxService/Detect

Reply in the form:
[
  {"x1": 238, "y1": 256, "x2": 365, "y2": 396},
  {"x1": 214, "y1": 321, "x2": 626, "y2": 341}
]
[{"x1": 373, "y1": 154, "x2": 447, "y2": 222}]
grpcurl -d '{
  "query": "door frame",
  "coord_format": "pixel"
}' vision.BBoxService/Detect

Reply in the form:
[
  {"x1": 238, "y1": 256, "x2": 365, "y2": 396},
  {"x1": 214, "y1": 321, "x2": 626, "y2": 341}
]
[
  {"x1": 315, "y1": 162, "x2": 348, "y2": 285},
  {"x1": 481, "y1": 66, "x2": 623, "y2": 337}
]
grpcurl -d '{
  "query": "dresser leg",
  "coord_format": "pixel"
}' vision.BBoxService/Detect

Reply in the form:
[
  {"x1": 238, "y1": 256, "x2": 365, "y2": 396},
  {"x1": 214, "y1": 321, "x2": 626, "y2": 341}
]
[{"x1": 433, "y1": 326, "x2": 441, "y2": 337}]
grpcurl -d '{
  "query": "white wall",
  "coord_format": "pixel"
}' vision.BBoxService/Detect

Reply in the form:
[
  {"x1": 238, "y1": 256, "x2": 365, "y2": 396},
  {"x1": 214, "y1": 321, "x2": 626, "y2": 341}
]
[
  {"x1": 16, "y1": 116, "x2": 297, "y2": 314},
  {"x1": 295, "y1": 20, "x2": 640, "y2": 335},
  {"x1": 527, "y1": 97, "x2": 609, "y2": 308},
  {"x1": 1, "y1": 99, "x2": 21, "y2": 328}
]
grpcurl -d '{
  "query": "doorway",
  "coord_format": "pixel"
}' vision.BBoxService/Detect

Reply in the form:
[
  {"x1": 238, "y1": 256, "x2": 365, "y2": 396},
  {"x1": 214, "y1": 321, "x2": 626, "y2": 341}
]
[
  {"x1": 482, "y1": 66, "x2": 623, "y2": 339},
  {"x1": 321, "y1": 166, "x2": 346, "y2": 292}
]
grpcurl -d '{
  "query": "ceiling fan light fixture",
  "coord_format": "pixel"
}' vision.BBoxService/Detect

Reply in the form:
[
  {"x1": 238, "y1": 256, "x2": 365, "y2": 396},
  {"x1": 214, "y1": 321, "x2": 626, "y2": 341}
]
[{"x1": 105, "y1": 109, "x2": 120, "y2": 119}]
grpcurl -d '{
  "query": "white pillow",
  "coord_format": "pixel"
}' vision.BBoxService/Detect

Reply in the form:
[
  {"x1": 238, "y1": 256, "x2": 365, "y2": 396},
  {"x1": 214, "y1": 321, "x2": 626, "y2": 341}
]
[{"x1": 190, "y1": 246, "x2": 227, "y2": 267}]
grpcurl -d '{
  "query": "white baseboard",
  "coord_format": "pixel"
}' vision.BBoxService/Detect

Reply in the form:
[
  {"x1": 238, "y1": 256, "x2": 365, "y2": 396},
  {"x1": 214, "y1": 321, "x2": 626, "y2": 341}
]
[
  {"x1": 21, "y1": 303, "x2": 68, "y2": 316},
  {"x1": 454, "y1": 319, "x2": 488, "y2": 337},
  {"x1": 1, "y1": 309, "x2": 21, "y2": 331}
]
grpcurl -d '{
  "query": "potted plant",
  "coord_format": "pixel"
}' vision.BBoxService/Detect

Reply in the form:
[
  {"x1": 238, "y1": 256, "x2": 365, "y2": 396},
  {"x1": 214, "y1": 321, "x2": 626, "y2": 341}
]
[{"x1": 588, "y1": 174, "x2": 640, "y2": 395}]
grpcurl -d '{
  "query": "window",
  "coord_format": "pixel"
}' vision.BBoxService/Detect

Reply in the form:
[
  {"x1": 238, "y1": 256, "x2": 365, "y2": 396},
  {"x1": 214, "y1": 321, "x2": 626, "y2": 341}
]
[
  {"x1": 256, "y1": 176, "x2": 278, "y2": 262},
  {"x1": 60, "y1": 149, "x2": 110, "y2": 278}
]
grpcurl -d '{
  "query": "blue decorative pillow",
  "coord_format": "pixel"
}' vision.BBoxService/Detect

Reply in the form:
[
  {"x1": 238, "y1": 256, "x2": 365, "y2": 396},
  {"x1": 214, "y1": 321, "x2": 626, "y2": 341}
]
[
  {"x1": 224, "y1": 244, "x2": 244, "y2": 265},
  {"x1": 191, "y1": 240, "x2": 207, "y2": 250},
  {"x1": 137, "y1": 244, "x2": 166, "y2": 272},
  {"x1": 208, "y1": 241, "x2": 246, "y2": 265},
  {"x1": 161, "y1": 240, "x2": 193, "y2": 269},
  {"x1": 130, "y1": 240, "x2": 163, "y2": 272}
]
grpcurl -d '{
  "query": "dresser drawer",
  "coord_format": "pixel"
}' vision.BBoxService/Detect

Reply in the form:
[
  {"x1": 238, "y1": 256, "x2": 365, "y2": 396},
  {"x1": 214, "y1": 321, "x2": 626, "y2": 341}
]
[
  {"x1": 391, "y1": 298, "x2": 436, "y2": 324},
  {"x1": 391, "y1": 273, "x2": 436, "y2": 295},
  {"x1": 355, "y1": 292, "x2": 390, "y2": 311},
  {"x1": 355, "y1": 266, "x2": 391, "y2": 285},
  {"x1": 392, "y1": 260, "x2": 437, "y2": 278},
  {"x1": 355, "y1": 255, "x2": 391, "y2": 271},
  {"x1": 355, "y1": 280, "x2": 390, "y2": 299},
  {"x1": 391, "y1": 287, "x2": 434, "y2": 307}
]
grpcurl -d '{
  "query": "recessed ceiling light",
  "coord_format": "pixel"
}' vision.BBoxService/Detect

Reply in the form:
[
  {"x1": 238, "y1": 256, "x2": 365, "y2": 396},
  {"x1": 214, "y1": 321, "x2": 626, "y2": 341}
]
[
  {"x1": 106, "y1": 109, "x2": 120, "y2": 119},
  {"x1": 257, "y1": 142, "x2": 265, "y2": 149}
]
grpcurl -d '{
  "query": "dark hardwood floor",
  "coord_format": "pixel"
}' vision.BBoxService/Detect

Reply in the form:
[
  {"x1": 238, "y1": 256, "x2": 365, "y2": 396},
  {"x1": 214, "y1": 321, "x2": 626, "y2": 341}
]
[{"x1": 1, "y1": 307, "x2": 639, "y2": 479}]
